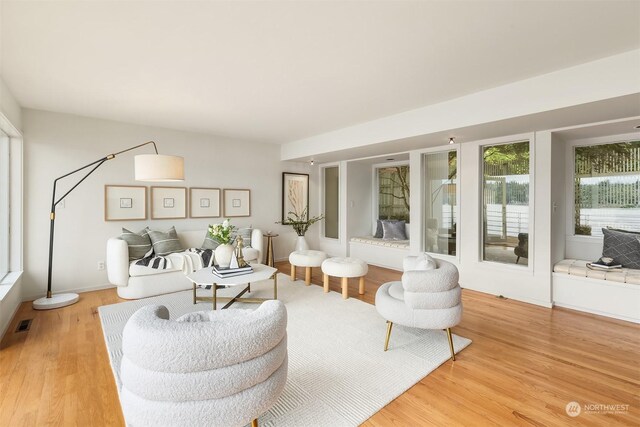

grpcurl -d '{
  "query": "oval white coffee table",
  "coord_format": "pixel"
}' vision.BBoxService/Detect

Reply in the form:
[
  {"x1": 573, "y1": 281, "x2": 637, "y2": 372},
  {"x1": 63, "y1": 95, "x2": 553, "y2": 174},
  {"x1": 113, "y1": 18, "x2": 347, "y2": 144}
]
[{"x1": 187, "y1": 263, "x2": 278, "y2": 310}]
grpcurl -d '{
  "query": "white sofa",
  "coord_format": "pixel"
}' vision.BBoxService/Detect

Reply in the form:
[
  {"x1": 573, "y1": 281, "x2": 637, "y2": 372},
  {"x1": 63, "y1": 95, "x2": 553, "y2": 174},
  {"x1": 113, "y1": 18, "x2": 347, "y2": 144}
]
[{"x1": 107, "y1": 229, "x2": 263, "y2": 299}]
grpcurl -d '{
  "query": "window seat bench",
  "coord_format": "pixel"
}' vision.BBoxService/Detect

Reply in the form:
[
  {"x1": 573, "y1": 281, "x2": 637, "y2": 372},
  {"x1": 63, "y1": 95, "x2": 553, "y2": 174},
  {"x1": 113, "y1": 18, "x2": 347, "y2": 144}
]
[
  {"x1": 552, "y1": 259, "x2": 640, "y2": 324},
  {"x1": 349, "y1": 237, "x2": 410, "y2": 271}
]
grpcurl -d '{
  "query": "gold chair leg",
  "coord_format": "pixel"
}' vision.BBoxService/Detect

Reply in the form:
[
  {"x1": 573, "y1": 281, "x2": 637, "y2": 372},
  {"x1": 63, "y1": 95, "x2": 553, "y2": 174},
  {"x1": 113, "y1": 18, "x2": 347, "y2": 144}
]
[
  {"x1": 384, "y1": 321, "x2": 393, "y2": 351},
  {"x1": 323, "y1": 274, "x2": 329, "y2": 293},
  {"x1": 341, "y1": 277, "x2": 349, "y2": 299},
  {"x1": 358, "y1": 276, "x2": 365, "y2": 295},
  {"x1": 290, "y1": 264, "x2": 296, "y2": 281},
  {"x1": 251, "y1": 419, "x2": 258, "y2": 427},
  {"x1": 305, "y1": 267, "x2": 311, "y2": 285},
  {"x1": 446, "y1": 328, "x2": 456, "y2": 361}
]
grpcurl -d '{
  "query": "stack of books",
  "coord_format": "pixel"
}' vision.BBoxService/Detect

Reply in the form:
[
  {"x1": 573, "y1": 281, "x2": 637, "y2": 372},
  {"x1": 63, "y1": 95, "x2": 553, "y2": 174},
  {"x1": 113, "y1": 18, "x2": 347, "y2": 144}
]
[{"x1": 211, "y1": 264, "x2": 253, "y2": 278}]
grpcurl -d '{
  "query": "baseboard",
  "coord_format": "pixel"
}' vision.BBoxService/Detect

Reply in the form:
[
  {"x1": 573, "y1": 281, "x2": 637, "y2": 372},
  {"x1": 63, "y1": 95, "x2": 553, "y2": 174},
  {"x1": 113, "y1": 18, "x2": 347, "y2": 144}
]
[
  {"x1": 23, "y1": 283, "x2": 116, "y2": 302},
  {"x1": 553, "y1": 301, "x2": 640, "y2": 324}
]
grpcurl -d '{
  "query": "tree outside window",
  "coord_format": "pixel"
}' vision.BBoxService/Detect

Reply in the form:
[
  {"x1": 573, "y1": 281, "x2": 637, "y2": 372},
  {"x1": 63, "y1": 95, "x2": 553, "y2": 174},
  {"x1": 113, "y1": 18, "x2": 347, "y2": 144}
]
[
  {"x1": 574, "y1": 140, "x2": 640, "y2": 236},
  {"x1": 378, "y1": 165, "x2": 410, "y2": 222}
]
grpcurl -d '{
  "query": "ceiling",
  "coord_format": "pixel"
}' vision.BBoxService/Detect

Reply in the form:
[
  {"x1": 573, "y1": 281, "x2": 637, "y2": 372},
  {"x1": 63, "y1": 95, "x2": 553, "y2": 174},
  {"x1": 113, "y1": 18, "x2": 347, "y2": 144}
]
[{"x1": 1, "y1": 1, "x2": 639, "y2": 144}]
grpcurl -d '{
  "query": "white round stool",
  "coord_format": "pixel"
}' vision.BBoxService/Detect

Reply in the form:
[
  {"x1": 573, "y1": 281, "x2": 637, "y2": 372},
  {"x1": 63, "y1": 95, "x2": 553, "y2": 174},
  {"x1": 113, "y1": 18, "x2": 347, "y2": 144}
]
[
  {"x1": 321, "y1": 257, "x2": 369, "y2": 299},
  {"x1": 289, "y1": 250, "x2": 327, "y2": 285}
]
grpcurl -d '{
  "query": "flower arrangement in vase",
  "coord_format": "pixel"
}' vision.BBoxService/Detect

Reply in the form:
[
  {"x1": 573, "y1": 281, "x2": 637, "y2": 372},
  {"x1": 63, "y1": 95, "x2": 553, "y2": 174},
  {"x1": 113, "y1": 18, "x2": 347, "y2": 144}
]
[
  {"x1": 208, "y1": 219, "x2": 237, "y2": 268},
  {"x1": 277, "y1": 208, "x2": 324, "y2": 251}
]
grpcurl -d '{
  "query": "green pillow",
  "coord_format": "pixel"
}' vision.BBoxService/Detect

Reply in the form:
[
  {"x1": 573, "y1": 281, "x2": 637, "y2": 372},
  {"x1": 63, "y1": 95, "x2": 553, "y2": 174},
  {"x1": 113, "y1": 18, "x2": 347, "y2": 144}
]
[
  {"x1": 120, "y1": 228, "x2": 153, "y2": 261},
  {"x1": 236, "y1": 227, "x2": 253, "y2": 248},
  {"x1": 202, "y1": 231, "x2": 220, "y2": 250},
  {"x1": 146, "y1": 226, "x2": 183, "y2": 256}
]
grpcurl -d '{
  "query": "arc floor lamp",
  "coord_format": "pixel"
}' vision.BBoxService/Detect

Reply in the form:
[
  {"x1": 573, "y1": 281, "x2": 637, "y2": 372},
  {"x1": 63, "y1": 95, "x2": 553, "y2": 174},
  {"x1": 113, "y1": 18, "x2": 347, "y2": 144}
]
[{"x1": 33, "y1": 141, "x2": 184, "y2": 310}]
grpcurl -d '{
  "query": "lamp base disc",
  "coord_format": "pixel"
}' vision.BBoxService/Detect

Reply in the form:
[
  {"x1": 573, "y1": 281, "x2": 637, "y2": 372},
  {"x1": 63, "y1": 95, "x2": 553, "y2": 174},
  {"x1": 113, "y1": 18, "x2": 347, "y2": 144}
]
[{"x1": 33, "y1": 293, "x2": 80, "y2": 310}]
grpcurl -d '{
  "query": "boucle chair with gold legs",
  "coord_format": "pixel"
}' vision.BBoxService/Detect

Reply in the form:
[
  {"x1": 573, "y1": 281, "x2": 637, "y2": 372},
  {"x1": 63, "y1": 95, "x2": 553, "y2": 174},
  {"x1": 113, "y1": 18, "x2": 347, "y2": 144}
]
[
  {"x1": 120, "y1": 300, "x2": 287, "y2": 427},
  {"x1": 375, "y1": 254, "x2": 462, "y2": 361}
]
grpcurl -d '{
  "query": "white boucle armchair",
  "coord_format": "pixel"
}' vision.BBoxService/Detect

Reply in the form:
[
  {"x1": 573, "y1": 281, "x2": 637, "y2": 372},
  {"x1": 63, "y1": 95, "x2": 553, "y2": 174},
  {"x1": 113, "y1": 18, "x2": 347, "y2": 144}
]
[
  {"x1": 375, "y1": 255, "x2": 463, "y2": 361},
  {"x1": 120, "y1": 300, "x2": 287, "y2": 427}
]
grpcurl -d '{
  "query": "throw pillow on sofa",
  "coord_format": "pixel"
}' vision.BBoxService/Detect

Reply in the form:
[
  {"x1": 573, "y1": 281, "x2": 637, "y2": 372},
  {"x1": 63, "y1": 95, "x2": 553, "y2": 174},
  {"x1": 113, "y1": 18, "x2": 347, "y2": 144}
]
[
  {"x1": 382, "y1": 220, "x2": 407, "y2": 240},
  {"x1": 236, "y1": 227, "x2": 253, "y2": 248},
  {"x1": 120, "y1": 228, "x2": 153, "y2": 261},
  {"x1": 202, "y1": 231, "x2": 220, "y2": 250},
  {"x1": 602, "y1": 228, "x2": 640, "y2": 269},
  {"x1": 375, "y1": 219, "x2": 400, "y2": 238},
  {"x1": 147, "y1": 226, "x2": 183, "y2": 256}
]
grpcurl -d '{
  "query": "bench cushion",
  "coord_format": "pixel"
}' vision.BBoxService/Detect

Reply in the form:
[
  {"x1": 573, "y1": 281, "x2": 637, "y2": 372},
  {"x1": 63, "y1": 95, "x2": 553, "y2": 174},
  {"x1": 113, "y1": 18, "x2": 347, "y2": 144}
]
[
  {"x1": 553, "y1": 259, "x2": 640, "y2": 285},
  {"x1": 350, "y1": 236, "x2": 410, "y2": 249}
]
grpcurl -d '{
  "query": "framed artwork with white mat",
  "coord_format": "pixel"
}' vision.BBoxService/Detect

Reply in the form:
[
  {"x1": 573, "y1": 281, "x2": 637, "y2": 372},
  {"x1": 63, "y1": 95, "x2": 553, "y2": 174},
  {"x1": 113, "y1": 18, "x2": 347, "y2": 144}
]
[
  {"x1": 189, "y1": 187, "x2": 221, "y2": 218},
  {"x1": 151, "y1": 186, "x2": 187, "y2": 219},
  {"x1": 223, "y1": 189, "x2": 251, "y2": 217},
  {"x1": 104, "y1": 185, "x2": 147, "y2": 221}
]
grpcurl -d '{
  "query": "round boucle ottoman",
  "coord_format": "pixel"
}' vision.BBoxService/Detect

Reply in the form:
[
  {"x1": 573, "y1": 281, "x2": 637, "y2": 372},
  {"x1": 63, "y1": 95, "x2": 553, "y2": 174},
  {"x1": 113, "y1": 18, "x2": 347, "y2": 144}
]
[
  {"x1": 321, "y1": 257, "x2": 369, "y2": 299},
  {"x1": 289, "y1": 250, "x2": 327, "y2": 285}
]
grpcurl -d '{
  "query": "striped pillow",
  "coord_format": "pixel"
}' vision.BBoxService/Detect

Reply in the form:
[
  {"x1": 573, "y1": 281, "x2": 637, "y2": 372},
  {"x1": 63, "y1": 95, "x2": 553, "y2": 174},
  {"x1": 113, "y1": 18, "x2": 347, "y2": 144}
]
[
  {"x1": 120, "y1": 228, "x2": 153, "y2": 261},
  {"x1": 236, "y1": 227, "x2": 253, "y2": 248},
  {"x1": 201, "y1": 232, "x2": 220, "y2": 250},
  {"x1": 146, "y1": 226, "x2": 183, "y2": 256}
]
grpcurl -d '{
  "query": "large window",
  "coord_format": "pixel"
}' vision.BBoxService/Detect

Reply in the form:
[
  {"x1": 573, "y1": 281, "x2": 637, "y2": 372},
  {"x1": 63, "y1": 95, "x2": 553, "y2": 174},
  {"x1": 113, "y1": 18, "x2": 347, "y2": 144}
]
[
  {"x1": 424, "y1": 151, "x2": 457, "y2": 255},
  {"x1": 377, "y1": 165, "x2": 410, "y2": 222},
  {"x1": 323, "y1": 166, "x2": 339, "y2": 239},
  {"x1": 482, "y1": 141, "x2": 530, "y2": 266},
  {"x1": 574, "y1": 140, "x2": 640, "y2": 236},
  {"x1": 0, "y1": 129, "x2": 9, "y2": 279}
]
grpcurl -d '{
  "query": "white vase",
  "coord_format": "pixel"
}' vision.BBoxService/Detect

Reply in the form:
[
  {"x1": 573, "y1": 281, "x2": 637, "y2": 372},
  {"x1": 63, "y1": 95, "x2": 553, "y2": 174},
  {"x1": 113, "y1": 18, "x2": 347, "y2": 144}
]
[
  {"x1": 295, "y1": 235, "x2": 309, "y2": 252},
  {"x1": 214, "y1": 244, "x2": 235, "y2": 268}
]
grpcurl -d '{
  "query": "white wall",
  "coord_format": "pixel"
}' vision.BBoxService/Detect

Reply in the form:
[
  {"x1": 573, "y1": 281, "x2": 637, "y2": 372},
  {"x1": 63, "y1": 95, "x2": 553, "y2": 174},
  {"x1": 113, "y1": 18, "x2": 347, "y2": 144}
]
[
  {"x1": 0, "y1": 75, "x2": 22, "y2": 132},
  {"x1": 282, "y1": 50, "x2": 640, "y2": 161},
  {"x1": 22, "y1": 109, "x2": 309, "y2": 300}
]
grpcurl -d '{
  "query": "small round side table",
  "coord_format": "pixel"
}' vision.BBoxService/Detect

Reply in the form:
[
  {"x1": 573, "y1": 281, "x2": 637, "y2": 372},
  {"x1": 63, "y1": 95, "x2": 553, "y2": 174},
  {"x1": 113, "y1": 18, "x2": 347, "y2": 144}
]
[{"x1": 263, "y1": 233, "x2": 279, "y2": 267}]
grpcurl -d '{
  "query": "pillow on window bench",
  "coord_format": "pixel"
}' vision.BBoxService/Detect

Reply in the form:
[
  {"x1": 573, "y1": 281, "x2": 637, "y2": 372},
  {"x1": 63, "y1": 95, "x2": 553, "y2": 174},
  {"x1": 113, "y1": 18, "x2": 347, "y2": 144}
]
[
  {"x1": 382, "y1": 220, "x2": 407, "y2": 241},
  {"x1": 602, "y1": 228, "x2": 640, "y2": 269}
]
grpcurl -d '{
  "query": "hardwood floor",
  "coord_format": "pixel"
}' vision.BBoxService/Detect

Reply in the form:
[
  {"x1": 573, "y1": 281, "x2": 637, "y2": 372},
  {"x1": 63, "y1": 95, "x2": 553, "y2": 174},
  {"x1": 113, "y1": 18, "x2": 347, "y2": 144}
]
[{"x1": 1, "y1": 262, "x2": 638, "y2": 426}]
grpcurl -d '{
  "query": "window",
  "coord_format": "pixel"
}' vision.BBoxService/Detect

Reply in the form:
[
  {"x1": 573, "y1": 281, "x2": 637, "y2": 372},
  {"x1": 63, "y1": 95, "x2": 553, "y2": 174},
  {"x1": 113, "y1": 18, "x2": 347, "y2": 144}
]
[
  {"x1": 424, "y1": 150, "x2": 457, "y2": 255},
  {"x1": 574, "y1": 140, "x2": 640, "y2": 236},
  {"x1": 0, "y1": 129, "x2": 9, "y2": 279},
  {"x1": 377, "y1": 165, "x2": 410, "y2": 222},
  {"x1": 323, "y1": 166, "x2": 339, "y2": 239},
  {"x1": 482, "y1": 141, "x2": 530, "y2": 266}
]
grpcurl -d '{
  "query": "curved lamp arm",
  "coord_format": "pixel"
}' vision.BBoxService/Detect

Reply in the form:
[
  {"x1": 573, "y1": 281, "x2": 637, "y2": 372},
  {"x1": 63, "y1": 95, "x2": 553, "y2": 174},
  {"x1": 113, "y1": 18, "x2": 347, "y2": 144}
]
[{"x1": 45, "y1": 141, "x2": 160, "y2": 299}]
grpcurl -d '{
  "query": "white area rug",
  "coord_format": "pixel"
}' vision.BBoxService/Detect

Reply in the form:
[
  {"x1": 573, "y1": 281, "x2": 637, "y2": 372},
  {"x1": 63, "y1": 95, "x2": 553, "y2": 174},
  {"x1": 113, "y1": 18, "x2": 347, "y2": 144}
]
[{"x1": 99, "y1": 274, "x2": 471, "y2": 427}]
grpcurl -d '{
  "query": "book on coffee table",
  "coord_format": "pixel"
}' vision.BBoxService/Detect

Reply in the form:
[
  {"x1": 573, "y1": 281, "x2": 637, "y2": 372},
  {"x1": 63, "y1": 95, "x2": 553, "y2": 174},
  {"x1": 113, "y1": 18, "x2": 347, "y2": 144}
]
[{"x1": 212, "y1": 264, "x2": 253, "y2": 277}]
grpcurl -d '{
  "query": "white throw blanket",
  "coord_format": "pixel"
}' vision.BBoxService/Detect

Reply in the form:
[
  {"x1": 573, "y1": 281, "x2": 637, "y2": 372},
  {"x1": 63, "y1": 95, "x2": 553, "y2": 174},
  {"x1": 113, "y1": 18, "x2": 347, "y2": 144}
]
[{"x1": 134, "y1": 248, "x2": 214, "y2": 274}]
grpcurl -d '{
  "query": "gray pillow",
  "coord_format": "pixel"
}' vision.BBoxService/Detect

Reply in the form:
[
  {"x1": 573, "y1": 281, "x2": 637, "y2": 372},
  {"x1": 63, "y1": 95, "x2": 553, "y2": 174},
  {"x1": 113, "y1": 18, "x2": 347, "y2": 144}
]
[
  {"x1": 120, "y1": 228, "x2": 153, "y2": 261},
  {"x1": 375, "y1": 219, "x2": 400, "y2": 238},
  {"x1": 602, "y1": 228, "x2": 640, "y2": 269},
  {"x1": 147, "y1": 226, "x2": 183, "y2": 256},
  {"x1": 382, "y1": 220, "x2": 407, "y2": 240},
  {"x1": 201, "y1": 232, "x2": 220, "y2": 250},
  {"x1": 236, "y1": 227, "x2": 253, "y2": 248}
]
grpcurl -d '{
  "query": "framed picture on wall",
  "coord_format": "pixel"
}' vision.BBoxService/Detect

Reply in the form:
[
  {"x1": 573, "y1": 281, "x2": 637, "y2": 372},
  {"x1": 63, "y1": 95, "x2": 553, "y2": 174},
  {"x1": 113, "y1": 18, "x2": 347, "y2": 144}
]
[
  {"x1": 223, "y1": 189, "x2": 251, "y2": 217},
  {"x1": 104, "y1": 185, "x2": 147, "y2": 221},
  {"x1": 282, "y1": 172, "x2": 309, "y2": 224},
  {"x1": 189, "y1": 187, "x2": 221, "y2": 218},
  {"x1": 151, "y1": 186, "x2": 187, "y2": 219}
]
